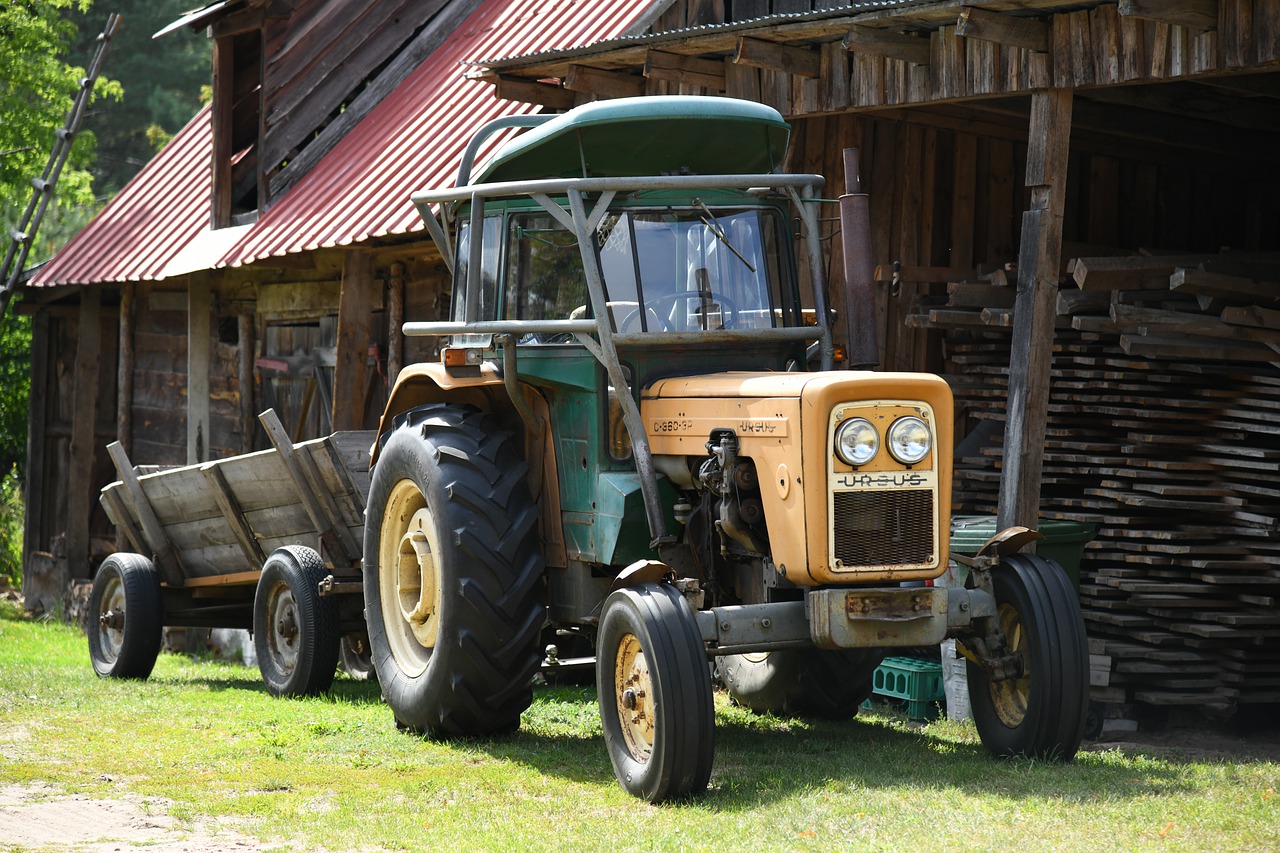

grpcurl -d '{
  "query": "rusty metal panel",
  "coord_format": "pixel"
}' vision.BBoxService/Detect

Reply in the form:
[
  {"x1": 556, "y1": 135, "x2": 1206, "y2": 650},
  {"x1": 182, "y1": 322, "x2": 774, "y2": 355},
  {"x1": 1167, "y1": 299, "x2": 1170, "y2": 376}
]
[{"x1": 29, "y1": 106, "x2": 213, "y2": 288}]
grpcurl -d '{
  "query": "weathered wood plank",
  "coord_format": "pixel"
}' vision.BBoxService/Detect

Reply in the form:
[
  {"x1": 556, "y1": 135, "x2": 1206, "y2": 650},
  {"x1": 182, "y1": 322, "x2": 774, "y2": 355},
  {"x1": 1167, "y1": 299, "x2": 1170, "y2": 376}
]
[
  {"x1": 67, "y1": 287, "x2": 102, "y2": 580},
  {"x1": 188, "y1": 275, "x2": 210, "y2": 464},
  {"x1": 334, "y1": 250, "x2": 376, "y2": 432},
  {"x1": 734, "y1": 36, "x2": 820, "y2": 77},
  {"x1": 200, "y1": 462, "x2": 267, "y2": 567},
  {"x1": 106, "y1": 441, "x2": 186, "y2": 586},
  {"x1": 956, "y1": 6, "x2": 1050, "y2": 52}
]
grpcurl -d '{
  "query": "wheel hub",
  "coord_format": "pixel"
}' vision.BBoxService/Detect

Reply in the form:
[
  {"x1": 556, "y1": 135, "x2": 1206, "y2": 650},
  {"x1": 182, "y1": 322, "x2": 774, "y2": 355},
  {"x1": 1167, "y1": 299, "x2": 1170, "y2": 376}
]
[
  {"x1": 988, "y1": 602, "x2": 1030, "y2": 727},
  {"x1": 96, "y1": 576, "x2": 126, "y2": 663},
  {"x1": 614, "y1": 634, "x2": 654, "y2": 763},
  {"x1": 378, "y1": 479, "x2": 441, "y2": 678},
  {"x1": 265, "y1": 582, "x2": 300, "y2": 675}
]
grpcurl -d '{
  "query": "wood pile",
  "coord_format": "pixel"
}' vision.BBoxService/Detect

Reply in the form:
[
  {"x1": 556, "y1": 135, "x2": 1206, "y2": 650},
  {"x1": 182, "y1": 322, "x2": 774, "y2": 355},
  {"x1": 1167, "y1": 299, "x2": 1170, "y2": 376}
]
[{"x1": 912, "y1": 251, "x2": 1280, "y2": 712}]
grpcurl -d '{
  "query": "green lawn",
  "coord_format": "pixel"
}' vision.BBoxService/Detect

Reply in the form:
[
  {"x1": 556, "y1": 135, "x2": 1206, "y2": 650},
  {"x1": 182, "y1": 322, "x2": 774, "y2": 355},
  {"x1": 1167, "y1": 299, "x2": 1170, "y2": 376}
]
[{"x1": 1, "y1": 599, "x2": 1276, "y2": 851}]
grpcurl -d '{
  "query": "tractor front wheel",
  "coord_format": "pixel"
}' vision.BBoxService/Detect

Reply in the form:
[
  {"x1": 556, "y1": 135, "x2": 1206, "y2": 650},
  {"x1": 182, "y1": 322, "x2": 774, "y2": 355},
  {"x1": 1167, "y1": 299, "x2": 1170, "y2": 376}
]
[
  {"x1": 597, "y1": 583, "x2": 714, "y2": 803},
  {"x1": 363, "y1": 404, "x2": 544, "y2": 736},
  {"x1": 967, "y1": 553, "x2": 1089, "y2": 761}
]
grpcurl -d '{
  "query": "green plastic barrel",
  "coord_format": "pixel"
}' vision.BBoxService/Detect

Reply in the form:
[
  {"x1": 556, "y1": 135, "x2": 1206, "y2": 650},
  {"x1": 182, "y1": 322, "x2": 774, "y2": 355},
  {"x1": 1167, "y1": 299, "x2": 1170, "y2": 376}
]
[{"x1": 949, "y1": 515, "x2": 1095, "y2": 589}]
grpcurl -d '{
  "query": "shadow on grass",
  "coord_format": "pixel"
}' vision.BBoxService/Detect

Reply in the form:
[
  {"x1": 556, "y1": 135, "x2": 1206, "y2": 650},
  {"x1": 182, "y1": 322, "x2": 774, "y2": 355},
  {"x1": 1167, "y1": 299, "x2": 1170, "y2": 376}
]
[{"x1": 461, "y1": 685, "x2": 1201, "y2": 808}]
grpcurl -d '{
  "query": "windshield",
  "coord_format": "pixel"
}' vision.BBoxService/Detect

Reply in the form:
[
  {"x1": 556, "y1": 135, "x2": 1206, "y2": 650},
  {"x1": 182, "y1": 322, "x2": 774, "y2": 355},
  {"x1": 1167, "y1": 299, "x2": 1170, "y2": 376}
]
[{"x1": 502, "y1": 205, "x2": 793, "y2": 335}]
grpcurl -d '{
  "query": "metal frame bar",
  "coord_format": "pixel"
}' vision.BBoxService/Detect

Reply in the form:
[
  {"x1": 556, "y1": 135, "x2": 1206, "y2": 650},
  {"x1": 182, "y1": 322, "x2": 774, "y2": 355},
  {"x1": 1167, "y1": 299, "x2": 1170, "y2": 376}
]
[{"x1": 408, "y1": 171, "x2": 832, "y2": 546}]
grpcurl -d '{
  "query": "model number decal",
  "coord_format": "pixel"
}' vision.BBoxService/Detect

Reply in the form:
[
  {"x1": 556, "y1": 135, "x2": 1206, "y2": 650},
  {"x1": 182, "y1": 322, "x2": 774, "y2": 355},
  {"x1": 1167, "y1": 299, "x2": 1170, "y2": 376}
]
[
  {"x1": 652, "y1": 419, "x2": 694, "y2": 433},
  {"x1": 836, "y1": 472, "x2": 928, "y2": 489}
]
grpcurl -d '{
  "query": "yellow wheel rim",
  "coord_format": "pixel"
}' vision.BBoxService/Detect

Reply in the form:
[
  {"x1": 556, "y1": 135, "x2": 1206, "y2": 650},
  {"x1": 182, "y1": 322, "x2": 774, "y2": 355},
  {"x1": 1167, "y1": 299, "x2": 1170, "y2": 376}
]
[
  {"x1": 378, "y1": 478, "x2": 443, "y2": 678},
  {"x1": 614, "y1": 633, "x2": 655, "y2": 763},
  {"x1": 988, "y1": 602, "x2": 1030, "y2": 727}
]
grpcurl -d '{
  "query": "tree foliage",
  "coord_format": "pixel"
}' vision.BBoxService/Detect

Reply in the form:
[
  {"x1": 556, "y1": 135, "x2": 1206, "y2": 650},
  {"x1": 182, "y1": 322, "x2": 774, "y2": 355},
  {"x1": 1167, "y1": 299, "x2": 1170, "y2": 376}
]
[
  {"x1": 68, "y1": 0, "x2": 210, "y2": 196},
  {"x1": 0, "y1": 1, "x2": 120, "y2": 224}
]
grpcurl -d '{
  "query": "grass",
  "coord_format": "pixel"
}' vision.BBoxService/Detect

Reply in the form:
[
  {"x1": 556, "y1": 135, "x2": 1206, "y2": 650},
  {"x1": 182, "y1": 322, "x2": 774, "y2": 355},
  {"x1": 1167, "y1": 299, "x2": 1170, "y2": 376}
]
[{"x1": 1, "y1": 598, "x2": 1277, "y2": 852}]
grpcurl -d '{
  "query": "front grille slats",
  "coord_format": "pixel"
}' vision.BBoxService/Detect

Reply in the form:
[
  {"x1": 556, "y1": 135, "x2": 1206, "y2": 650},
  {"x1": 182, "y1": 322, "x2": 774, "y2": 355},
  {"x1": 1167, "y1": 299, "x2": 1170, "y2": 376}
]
[{"x1": 832, "y1": 490, "x2": 934, "y2": 567}]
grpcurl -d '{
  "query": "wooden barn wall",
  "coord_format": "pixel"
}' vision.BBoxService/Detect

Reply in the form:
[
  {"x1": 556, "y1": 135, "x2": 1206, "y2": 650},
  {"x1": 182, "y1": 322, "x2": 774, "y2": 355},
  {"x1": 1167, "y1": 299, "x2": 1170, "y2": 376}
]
[
  {"x1": 258, "y1": 0, "x2": 452, "y2": 195},
  {"x1": 26, "y1": 306, "x2": 118, "y2": 573},
  {"x1": 788, "y1": 110, "x2": 1278, "y2": 373},
  {"x1": 632, "y1": 3, "x2": 1280, "y2": 118},
  {"x1": 129, "y1": 283, "x2": 190, "y2": 466}
]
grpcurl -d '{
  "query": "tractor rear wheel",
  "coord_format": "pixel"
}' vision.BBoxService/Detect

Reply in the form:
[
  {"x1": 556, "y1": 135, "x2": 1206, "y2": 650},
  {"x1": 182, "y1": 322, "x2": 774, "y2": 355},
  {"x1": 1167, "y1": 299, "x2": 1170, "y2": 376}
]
[
  {"x1": 88, "y1": 553, "x2": 163, "y2": 679},
  {"x1": 363, "y1": 404, "x2": 544, "y2": 736},
  {"x1": 597, "y1": 582, "x2": 714, "y2": 802},
  {"x1": 968, "y1": 554, "x2": 1089, "y2": 761},
  {"x1": 718, "y1": 648, "x2": 882, "y2": 719}
]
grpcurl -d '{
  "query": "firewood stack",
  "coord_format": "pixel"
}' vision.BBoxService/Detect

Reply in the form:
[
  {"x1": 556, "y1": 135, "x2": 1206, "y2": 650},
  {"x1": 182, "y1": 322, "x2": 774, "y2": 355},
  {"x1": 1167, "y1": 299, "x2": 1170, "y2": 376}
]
[{"x1": 911, "y1": 251, "x2": 1280, "y2": 713}]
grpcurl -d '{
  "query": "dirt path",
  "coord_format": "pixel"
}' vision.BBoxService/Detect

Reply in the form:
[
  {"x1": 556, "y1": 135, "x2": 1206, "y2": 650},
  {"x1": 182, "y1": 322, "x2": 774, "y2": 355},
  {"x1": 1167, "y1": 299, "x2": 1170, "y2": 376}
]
[{"x1": 0, "y1": 783, "x2": 267, "y2": 852}]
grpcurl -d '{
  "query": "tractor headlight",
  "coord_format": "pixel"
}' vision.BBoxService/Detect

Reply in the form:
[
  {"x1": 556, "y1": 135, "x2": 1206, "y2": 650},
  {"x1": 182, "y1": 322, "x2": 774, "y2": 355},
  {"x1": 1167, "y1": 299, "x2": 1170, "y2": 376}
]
[
  {"x1": 887, "y1": 416, "x2": 931, "y2": 464},
  {"x1": 834, "y1": 418, "x2": 879, "y2": 466}
]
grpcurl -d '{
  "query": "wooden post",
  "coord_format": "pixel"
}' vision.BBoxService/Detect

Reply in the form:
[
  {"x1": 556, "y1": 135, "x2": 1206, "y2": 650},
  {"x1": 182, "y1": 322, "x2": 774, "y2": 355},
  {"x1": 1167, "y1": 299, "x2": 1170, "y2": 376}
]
[
  {"x1": 998, "y1": 89, "x2": 1073, "y2": 532},
  {"x1": 116, "y1": 287, "x2": 134, "y2": 455},
  {"x1": 333, "y1": 250, "x2": 375, "y2": 431},
  {"x1": 387, "y1": 262, "x2": 404, "y2": 386},
  {"x1": 66, "y1": 285, "x2": 102, "y2": 580},
  {"x1": 188, "y1": 275, "x2": 211, "y2": 465},
  {"x1": 21, "y1": 309, "x2": 49, "y2": 586},
  {"x1": 238, "y1": 313, "x2": 255, "y2": 453}
]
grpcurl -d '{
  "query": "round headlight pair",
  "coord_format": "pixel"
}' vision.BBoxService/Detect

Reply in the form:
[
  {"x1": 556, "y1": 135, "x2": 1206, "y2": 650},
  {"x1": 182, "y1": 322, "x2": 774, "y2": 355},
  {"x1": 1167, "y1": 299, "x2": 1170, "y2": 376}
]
[{"x1": 834, "y1": 415, "x2": 931, "y2": 466}]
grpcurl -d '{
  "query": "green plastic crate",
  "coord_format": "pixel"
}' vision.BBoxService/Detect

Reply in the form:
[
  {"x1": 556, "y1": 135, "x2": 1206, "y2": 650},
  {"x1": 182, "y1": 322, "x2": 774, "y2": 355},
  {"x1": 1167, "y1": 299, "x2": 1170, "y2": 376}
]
[{"x1": 868, "y1": 656, "x2": 944, "y2": 720}]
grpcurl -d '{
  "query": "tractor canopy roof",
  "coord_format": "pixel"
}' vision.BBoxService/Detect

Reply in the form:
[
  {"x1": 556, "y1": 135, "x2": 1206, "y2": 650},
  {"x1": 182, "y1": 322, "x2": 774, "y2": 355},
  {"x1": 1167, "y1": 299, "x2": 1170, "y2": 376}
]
[{"x1": 473, "y1": 96, "x2": 791, "y2": 184}]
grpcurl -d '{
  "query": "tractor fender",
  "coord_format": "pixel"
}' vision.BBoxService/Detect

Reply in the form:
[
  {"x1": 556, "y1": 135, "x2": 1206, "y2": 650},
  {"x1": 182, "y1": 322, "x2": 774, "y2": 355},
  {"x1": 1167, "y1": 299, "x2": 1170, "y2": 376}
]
[
  {"x1": 978, "y1": 526, "x2": 1045, "y2": 560},
  {"x1": 371, "y1": 362, "x2": 506, "y2": 466}
]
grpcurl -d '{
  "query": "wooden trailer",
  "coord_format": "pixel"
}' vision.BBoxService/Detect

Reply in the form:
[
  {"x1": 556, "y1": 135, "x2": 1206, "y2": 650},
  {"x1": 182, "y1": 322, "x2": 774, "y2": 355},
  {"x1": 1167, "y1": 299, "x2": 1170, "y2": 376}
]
[{"x1": 90, "y1": 408, "x2": 376, "y2": 696}]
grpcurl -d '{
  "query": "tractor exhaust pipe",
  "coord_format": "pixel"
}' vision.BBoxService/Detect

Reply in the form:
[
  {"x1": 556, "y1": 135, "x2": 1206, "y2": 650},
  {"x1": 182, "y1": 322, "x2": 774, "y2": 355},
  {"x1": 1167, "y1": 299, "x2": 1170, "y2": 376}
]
[{"x1": 839, "y1": 148, "x2": 879, "y2": 369}]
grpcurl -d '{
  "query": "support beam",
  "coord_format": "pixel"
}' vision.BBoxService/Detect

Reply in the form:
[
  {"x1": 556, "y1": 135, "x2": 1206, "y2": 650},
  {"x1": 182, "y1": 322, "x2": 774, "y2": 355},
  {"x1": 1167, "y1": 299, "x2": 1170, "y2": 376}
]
[
  {"x1": 387, "y1": 262, "x2": 405, "y2": 385},
  {"x1": 565, "y1": 65, "x2": 646, "y2": 98},
  {"x1": 998, "y1": 89, "x2": 1073, "y2": 533},
  {"x1": 334, "y1": 250, "x2": 376, "y2": 432},
  {"x1": 66, "y1": 286, "x2": 101, "y2": 580},
  {"x1": 734, "y1": 37, "x2": 821, "y2": 77},
  {"x1": 238, "y1": 313, "x2": 255, "y2": 453},
  {"x1": 187, "y1": 275, "x2": 210, "y2": 465},
  {"x1": 644, "y1": 50, "x2": 726, "y2": 90},
  {"x1": 495, "y1": 75, "x2": 576, "y2": 110},
  {"x1": 955, "y1": 7, "x2": 1050, "y2": 53},
  {"x1": 1118, "y1": 0, "x2": 1218, "y2": 32},
  {"x1": 107, "y1": 441, "x2": 186, "y2": 586},
  {"x1": 843, "y1": 26, "x2": 931, "y2": 66}
]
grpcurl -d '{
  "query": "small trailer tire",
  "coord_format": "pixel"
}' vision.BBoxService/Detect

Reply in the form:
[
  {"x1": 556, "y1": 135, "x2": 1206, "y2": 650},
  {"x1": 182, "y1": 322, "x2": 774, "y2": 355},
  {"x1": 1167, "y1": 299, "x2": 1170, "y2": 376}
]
[
  {"x1": 597, "y1": 582, "x2": 714, "y2": 803},
  {"x1": 254, "y1": 546, "x2": 340, "y2": 697},
  {"x1": 88, "y1": 553, "x2": 163, "y2": 679},
  {"x1": 967, "y1": 553, "x2": 1089, "y2": 761}
]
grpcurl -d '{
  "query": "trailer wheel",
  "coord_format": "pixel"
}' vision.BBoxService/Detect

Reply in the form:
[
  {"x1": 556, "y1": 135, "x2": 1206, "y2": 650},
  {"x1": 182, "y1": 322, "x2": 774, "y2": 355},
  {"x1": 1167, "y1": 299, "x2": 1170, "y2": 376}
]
[
  {"x1": 718, "y1": 648, "x2": 882, "y2": 719},
  {"x1": 364, "y1": 404, "x2": 544, "y2": 736},
  {"x1": 597, "y1": 583, "x2": 714, "y2": 803},
  {"x1": 339, "y1": 633, "x2": 376, "y2": 682},
  {"x1": 88, "y1": 553, "x2": 163, "y2": 679},
  {"x1": 254, "y1": 546, "x2": 340, "y2": 697},
  {"x1": 968, "y1": 554, "x2": 1089, "y2": 761}
]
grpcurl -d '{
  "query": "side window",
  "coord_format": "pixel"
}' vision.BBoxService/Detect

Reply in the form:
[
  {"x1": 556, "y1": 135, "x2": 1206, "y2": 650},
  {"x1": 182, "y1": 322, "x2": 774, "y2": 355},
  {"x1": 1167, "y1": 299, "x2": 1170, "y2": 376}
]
[
  {"x1": 504, "y1": 213, "x2": 586, "y2": 320},
  {"x1": 453, "y1": 215, "x2": 502, "y2": 324}
]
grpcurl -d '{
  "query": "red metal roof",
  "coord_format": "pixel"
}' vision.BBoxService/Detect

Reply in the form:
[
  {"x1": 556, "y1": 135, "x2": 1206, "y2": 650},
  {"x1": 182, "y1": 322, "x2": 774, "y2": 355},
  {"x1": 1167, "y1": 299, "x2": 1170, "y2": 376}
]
[
  {"x1": 32, "y1": 0, "x2": 655, "y2": 287},
  {"x1": 31, "y1": 105, "x2": 213, "y2": 287}
]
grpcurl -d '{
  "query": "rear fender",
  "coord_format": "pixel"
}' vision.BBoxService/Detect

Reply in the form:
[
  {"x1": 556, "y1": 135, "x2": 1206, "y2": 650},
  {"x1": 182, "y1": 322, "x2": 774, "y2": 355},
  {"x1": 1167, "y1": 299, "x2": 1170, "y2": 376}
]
[{"x1": 372, "y1": 362, "x2": 505, "y2": 465}]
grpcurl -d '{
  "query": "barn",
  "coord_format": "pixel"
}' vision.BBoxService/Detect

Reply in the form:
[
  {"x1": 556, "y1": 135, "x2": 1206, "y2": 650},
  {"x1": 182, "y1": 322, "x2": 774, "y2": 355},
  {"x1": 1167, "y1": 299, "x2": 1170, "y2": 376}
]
[{"x1": 20, "y1": 0, "x2": 1280, "y2": 724}]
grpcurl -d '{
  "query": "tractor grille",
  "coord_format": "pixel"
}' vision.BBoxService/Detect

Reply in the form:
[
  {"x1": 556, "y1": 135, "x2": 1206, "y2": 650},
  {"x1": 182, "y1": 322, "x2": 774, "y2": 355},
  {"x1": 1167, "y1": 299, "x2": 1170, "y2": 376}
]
[{"x1": 832, "y1": 490, "x2": 935, "y2": 568}]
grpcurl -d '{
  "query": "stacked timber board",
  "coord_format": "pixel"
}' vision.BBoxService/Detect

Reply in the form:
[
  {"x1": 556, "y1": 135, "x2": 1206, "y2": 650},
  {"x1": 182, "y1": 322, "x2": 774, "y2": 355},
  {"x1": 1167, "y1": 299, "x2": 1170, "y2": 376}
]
[{"x1": 913, "y1": 252, "x2": 1280, "y2": 712}]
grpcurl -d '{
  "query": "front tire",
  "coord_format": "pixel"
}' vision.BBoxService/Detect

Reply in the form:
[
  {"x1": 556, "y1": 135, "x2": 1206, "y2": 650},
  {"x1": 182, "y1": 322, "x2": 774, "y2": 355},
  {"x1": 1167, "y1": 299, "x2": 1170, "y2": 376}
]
[
  {"x1": 597, "y1": 583, "x2": 714, "y2": 803},
  {"x1": 254, "y1": 546, "x2": 340, "y2": 697},
  {"x1": 363, "y1": 404, "x2": 544, "y2": 736},
  {"x1": 88, "y1": 553, "x2": 163, "y2": 679},
  {"x1": 718, "y1": 648, "x2": 883, "y2": 719},
  {"x1": 968, "y1": 554, "x2": 1089, "y2": 761}
]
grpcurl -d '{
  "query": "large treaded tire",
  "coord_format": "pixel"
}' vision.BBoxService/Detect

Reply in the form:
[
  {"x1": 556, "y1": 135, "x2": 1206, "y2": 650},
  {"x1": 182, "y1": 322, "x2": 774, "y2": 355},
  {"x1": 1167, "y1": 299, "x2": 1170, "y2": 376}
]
[
  {"x1": 88, "y1": 553, "x2": 163, "y2": 680},
  {"x1": 254, "y1": 546, "x2": 340, "y2": 697},
  {"x1": 364, "y1": 404, "x2": 545, "y2": 737},
  {"x1": 597, "y1": 583, "x2": 715, "y2": 803},
  {"x1": 718, "y1": 648, "x2": 883, "y2": 719},
  {"x1": 968, "y1": 554, "x2": 1089, "y2": 761}
]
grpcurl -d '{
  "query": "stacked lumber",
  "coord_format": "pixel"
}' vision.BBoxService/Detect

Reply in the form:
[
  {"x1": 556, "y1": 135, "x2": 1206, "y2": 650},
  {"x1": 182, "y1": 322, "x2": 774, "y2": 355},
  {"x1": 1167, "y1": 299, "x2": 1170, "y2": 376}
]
[{"x1": 920, "y1": 251, "x2": 1280, "y2": 712}]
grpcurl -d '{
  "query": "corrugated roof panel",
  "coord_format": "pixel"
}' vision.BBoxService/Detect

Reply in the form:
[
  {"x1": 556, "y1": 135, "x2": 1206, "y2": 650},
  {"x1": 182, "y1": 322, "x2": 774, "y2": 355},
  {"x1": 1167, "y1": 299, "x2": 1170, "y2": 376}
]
[
  {"x1": 220, "y1": 0, "x2": 655, "y2": 267},
  {"x1": 30, "y1": 106, "x2": 213, "y2": 288}
]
